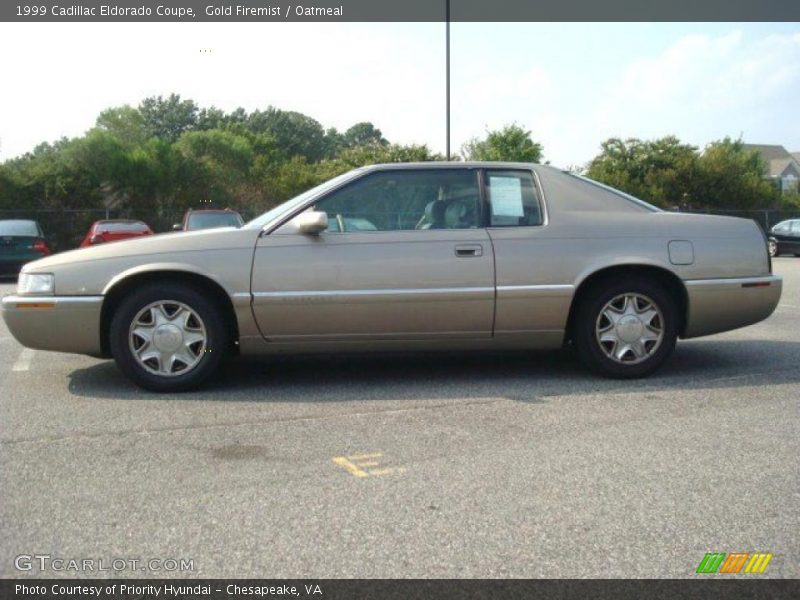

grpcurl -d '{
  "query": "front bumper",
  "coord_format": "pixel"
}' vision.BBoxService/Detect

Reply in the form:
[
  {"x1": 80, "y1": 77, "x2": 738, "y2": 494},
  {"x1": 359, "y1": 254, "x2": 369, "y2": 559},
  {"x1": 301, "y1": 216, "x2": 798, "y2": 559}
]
[
  {"x1": 1, "y1": 295, "x2": 104, "y2": 356},
  {"x1": 683, "y1": 275, "x2": 782, "y2": 338}
]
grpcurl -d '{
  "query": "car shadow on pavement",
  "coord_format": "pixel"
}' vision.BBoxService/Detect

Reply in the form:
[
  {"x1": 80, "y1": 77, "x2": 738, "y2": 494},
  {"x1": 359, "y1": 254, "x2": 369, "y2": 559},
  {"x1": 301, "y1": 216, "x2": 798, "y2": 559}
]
[{"x1": 66, "y1": 338, "x2": 800, "y2": 404}]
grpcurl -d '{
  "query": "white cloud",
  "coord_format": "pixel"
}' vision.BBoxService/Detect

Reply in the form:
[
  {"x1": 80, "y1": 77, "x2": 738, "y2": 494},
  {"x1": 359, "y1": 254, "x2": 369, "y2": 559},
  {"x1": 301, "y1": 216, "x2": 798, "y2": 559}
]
[{"x1": 591, "y1": 30, "x2": 800, "y2": 156}]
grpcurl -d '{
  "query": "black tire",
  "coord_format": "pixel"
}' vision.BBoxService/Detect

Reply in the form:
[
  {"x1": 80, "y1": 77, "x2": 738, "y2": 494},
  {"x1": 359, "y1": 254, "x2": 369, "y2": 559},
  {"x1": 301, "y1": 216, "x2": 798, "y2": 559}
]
[
  {"x1": 109, "y1": 282, "x2": 229, "y2": 392},
  {"x1": 574, "y1": 276, "x2": 678, "y2": 378}
]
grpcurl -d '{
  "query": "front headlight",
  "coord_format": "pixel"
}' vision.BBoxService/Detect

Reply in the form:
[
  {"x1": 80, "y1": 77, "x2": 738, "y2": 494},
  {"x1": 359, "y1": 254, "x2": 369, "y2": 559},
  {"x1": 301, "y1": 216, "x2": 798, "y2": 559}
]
[{"x1": 17, "y1": 273, "x2": 55, "y2": 295}]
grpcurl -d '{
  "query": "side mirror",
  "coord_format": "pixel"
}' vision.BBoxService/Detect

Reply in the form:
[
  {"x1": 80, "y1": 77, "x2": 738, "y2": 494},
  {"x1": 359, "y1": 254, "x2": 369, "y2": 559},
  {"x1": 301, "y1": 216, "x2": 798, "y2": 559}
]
[
  {"x1": 172, "y1": 223, "x2": 183, "y2": 231},
  {"x1": 294, "y1": 210, "x2": 329, "y2": 235}
]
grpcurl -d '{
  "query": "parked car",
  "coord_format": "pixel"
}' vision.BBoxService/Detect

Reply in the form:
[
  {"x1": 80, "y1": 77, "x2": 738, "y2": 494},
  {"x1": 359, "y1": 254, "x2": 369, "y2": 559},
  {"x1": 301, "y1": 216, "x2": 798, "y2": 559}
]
[
  {"x1": 767, "y1": 219, "x2": 800, "y2": 257},
  {"x1": 2, "y1": 163, "x2": 781, "y2": 392},
  {"x1": 173, "y1": 208, "x2": 244, "y2": 232},
  {"x1": 0, "y1": 219, "x2": 50, "y2": 277},
  {"x1": 79, "y1": 220, "x2": 153, "y2": 248}
]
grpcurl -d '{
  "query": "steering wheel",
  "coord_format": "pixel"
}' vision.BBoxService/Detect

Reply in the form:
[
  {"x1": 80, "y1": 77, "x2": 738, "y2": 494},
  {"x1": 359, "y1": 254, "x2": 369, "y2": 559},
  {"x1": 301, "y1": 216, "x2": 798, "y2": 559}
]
[{"x1": 336, "y1": 214, "x2": 346, "y2": 232}]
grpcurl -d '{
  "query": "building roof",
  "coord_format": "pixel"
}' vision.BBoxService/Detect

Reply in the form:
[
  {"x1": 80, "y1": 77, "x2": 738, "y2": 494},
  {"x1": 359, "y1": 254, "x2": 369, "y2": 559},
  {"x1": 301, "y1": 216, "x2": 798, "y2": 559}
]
[{"x1": 743, "y1": 144, "x2": 800, "y2": 178}]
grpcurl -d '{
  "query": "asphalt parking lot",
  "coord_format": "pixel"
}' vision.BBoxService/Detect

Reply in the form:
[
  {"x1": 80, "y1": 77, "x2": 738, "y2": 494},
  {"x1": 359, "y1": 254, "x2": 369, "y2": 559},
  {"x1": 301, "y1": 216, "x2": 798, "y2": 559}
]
[{"x1": 1, "y1": 259, "x2": 798, "y2": 579}]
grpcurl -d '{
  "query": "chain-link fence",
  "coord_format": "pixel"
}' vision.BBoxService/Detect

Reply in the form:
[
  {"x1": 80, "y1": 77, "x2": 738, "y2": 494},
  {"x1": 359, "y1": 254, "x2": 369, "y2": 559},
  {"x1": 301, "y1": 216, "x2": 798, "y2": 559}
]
[
  {"x1": 4, "y1": 206, "x2": 800, "y2": 254},
  {"x1": 0, "y1": 208, "x2": 208, "y2": 252},
  {"x1": 675, "y1": 208, "x2": 800, "y2": 232}
]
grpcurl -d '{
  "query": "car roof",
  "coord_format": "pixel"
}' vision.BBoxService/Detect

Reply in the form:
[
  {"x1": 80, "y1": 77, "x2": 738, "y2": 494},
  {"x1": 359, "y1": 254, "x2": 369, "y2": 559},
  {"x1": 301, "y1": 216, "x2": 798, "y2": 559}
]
[
  {"x1": 187, "y1": 209, "x2": 240, "y2": 214},
  {"x1": 363, "y1": 161, "x2": 549, "y2": 172},
  {"x1": 94, "y1": 219, "x2": 147, "y2": 225}
]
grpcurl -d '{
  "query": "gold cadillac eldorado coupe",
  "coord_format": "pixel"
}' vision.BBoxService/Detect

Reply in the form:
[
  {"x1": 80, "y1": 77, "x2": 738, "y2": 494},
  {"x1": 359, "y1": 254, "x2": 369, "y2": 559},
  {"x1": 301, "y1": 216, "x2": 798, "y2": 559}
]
[{"x1": 1, "y1": 163, "x2": 782, "y2": 392}]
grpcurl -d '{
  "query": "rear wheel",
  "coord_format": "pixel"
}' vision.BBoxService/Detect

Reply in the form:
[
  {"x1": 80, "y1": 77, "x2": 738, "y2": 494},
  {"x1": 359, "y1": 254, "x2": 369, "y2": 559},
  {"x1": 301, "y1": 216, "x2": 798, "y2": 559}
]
[
  {"x1": 574, "y1": 277, "x2": 678, "y2": 378},
  {"x1": 767, "y1": 238, "x2": 778, "y2": 257},
  {"x1": 109, "y1": 283, "x2": 228, "y2": 392}
]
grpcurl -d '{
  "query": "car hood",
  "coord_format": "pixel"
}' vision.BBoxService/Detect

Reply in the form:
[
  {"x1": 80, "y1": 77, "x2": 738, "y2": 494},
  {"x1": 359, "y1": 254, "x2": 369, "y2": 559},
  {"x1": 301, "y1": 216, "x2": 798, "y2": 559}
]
[{"x1": 22, "y1": 227, "x2": 260, "y2": 271}]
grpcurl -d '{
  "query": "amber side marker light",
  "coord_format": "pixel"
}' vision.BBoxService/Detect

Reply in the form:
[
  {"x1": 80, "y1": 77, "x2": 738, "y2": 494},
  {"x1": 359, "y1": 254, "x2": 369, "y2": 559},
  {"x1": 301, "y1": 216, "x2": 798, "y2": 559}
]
[
  {"x1": 16, "y1": 302, "x2": 56, "y2": 308},
  {"x1": 741, "y1": 282, "x2": 771, "y2": 288}
]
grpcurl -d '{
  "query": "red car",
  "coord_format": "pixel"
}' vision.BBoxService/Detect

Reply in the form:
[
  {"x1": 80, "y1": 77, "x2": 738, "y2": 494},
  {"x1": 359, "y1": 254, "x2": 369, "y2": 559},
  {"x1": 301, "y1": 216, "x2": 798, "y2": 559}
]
[{"x1": 79, "y1": 220, "x2": 153, "y2": 248}]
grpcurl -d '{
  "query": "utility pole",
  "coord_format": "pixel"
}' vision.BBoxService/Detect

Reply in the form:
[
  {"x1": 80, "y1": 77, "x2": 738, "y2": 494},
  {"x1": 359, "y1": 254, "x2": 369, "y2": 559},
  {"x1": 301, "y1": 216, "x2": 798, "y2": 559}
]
[{"x1": 445, "y1": 0, "x2": 451, "y2": 160}]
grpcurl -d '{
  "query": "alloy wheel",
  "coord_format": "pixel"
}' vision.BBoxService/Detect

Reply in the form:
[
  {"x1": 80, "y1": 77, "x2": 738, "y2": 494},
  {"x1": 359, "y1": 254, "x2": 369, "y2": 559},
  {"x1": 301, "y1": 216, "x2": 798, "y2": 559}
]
[
  {"x1": 595, "y1": 293, "x2": 664, "y2": 365},
  {"x1": 128, "y1": 301, "x2": 207, "y2": 377}
]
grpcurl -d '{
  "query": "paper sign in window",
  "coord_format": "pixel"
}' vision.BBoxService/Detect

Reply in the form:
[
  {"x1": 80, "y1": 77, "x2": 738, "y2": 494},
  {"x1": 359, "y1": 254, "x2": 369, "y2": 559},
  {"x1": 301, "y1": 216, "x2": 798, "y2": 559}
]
[{"x1": 489, "y1": 176, "x2": 524, "y2": 217}]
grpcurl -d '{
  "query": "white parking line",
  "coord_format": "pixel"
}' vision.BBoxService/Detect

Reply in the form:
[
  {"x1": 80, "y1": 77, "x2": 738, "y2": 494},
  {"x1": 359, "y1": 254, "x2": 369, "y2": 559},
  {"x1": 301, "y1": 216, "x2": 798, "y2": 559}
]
[{"x1": 12, "y1": 348, "x2": 35, "y2": 372}]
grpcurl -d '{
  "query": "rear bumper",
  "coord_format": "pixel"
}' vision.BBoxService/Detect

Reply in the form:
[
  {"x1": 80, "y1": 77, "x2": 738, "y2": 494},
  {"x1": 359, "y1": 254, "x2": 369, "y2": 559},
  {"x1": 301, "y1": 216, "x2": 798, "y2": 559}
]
[
  {"x1": 1, "y1": 295, "x2": 104, "y2": 356},
  {"x1": 0, "y1": 261, "x2": 25, "y2": 277},
  {"x1": 683, "y1": 275, "x2": 782, "y2": 338}
]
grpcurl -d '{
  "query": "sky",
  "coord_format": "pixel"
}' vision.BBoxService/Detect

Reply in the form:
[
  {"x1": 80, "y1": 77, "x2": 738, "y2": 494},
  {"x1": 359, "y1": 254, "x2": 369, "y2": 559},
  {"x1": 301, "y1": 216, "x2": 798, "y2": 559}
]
[{"x1": 0, "y1": 21, "x2": 798, "y2": 167}]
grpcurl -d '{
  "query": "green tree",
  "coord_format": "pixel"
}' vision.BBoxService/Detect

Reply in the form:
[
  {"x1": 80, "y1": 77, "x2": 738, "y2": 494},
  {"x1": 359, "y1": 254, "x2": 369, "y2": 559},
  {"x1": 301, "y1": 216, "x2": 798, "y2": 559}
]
[
  {"x1": 174, "y1": 129, "x2": 256, "y2": 207},
  {"x1": 0, "y1": 94, "x2": 464, "y2": 246},
  {"x1": 335, "y1": 143, "x2": 443, "y2": 168},
  {"x1": 139, "y1": 94, "x2": 199, "y2": 142},
  {"x1": 693, "y1": 137, "x2": 778, "y2": 209},
  {"x1": 96, "y1": 106, "x2": 146, "y2": 147},
  {"x1": 343, "y1": 122, "x2": 388, "y2": 148},
  {"x1": 586, "y1": 136, "x2": 699, "y2": 208},
  {"x1": 246, "y1": 108, "x2": 327, "y2": 161},
  {"x1": 461, "y1": 124, "x2": 543, "y2": 163}
]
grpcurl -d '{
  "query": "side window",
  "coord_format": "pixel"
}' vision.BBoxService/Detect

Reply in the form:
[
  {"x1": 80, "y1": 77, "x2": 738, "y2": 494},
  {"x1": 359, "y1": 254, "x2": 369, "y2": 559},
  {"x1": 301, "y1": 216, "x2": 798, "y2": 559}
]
[
  {"x1": 791, "y1": 221, "x2": 800, "y2": 235},
  {"x1": 315, "y1": 169, "x2": 480, "y2": 232},
  {"x1": 773, "y1": 222, "x2": 790, "y2": 234},
  {"x1": 486, "y1": 170, "x2": 543, "y2": 227}
]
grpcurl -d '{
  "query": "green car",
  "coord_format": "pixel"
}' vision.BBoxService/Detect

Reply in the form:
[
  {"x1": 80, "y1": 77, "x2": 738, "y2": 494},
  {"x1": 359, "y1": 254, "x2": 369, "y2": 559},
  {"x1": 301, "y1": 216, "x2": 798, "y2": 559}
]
[{"x1": 0, "y1": 220, "x2": 51, "y2": 278}]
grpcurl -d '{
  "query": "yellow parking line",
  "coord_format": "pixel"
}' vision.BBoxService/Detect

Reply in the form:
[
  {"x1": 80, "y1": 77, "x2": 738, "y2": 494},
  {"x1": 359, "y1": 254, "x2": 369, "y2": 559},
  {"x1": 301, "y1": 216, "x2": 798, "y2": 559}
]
[
  {"x1": 332, "y1": 457, "x2": 368, "y2": 478},
  {"x1": 369, "y1": 467, "x2": 406, "y2": 477},
  {"x1": 333, "y1": 452, "x2": 406, "y2": 478}
]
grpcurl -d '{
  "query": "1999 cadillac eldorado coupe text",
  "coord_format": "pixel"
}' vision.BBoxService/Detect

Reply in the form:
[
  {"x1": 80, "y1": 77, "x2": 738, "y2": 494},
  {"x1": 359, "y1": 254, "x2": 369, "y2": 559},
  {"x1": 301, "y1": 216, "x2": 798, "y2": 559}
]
[{"x1": 1, "y1": 163, "x2": 782, "y2": 391}]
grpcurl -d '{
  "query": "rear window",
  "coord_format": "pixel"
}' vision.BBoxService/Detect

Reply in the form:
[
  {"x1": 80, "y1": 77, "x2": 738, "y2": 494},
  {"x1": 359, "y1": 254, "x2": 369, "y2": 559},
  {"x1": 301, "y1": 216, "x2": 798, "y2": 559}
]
[
  {"x1": 97, "y1": 221, "x2": 149, "y2": 233},
  {"x1": 0, "y1": 220, "x2": 40, "y2": 236},
  {"x1": 187, "y1": 212, "x2": 243, "y2": 230},
  {"x1": 536, "y1": 169, "x2": 661, "y2": 213},
  {"x1": 772, "y1": 221, "x2": 791, "y2": 233}
]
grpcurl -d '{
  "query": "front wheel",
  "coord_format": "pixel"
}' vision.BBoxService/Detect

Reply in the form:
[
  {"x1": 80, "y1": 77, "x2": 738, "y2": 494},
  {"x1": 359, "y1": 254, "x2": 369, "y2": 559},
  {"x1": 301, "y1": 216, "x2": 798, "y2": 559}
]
[
  {"x1": 109, "y1": 283, "x2": 229, "y2": 392},
  {"x1": 574, "y1": 278, "x2": 678, "y2": 378}
]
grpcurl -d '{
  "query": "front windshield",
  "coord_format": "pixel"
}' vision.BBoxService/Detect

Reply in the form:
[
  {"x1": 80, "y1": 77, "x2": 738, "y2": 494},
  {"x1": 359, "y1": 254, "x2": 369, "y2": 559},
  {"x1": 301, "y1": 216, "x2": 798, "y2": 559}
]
[{"x1": 245, "y1": 168, "x2": 364, "y2": 229}]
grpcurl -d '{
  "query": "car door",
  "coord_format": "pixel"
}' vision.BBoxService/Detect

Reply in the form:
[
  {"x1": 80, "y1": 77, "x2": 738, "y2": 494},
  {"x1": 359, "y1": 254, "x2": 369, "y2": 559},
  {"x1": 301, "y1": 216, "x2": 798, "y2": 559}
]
[
  {"x1": 790, "y1": 220, "x2": 800, "y2": 253},
  {"x1": 483, "y1": 168, "x2": 573, "y2": 345},
  {"x1": 250, "y1": 168, "x2": 495, "y2": 342},
  {"x1": 771, "y1": 221, "x2": 795, "y2": 253}
]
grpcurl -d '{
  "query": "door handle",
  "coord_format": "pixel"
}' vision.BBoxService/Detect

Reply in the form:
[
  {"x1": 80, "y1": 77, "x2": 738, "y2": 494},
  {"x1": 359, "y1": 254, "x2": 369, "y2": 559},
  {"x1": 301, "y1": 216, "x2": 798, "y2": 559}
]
[{"x1": 455, "y1": 244, "x2": 483, "y2": 257}]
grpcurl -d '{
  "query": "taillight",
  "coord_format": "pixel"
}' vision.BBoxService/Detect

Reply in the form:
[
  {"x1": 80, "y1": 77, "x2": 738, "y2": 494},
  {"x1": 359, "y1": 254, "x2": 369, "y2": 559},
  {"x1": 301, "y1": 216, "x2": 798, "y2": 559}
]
[
  {"x1": 90, "y1": 234, "x2": 104, "y2": 245},
  {"x1": 32, "y1": 239, "x2": 50, "y2": 255}
]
